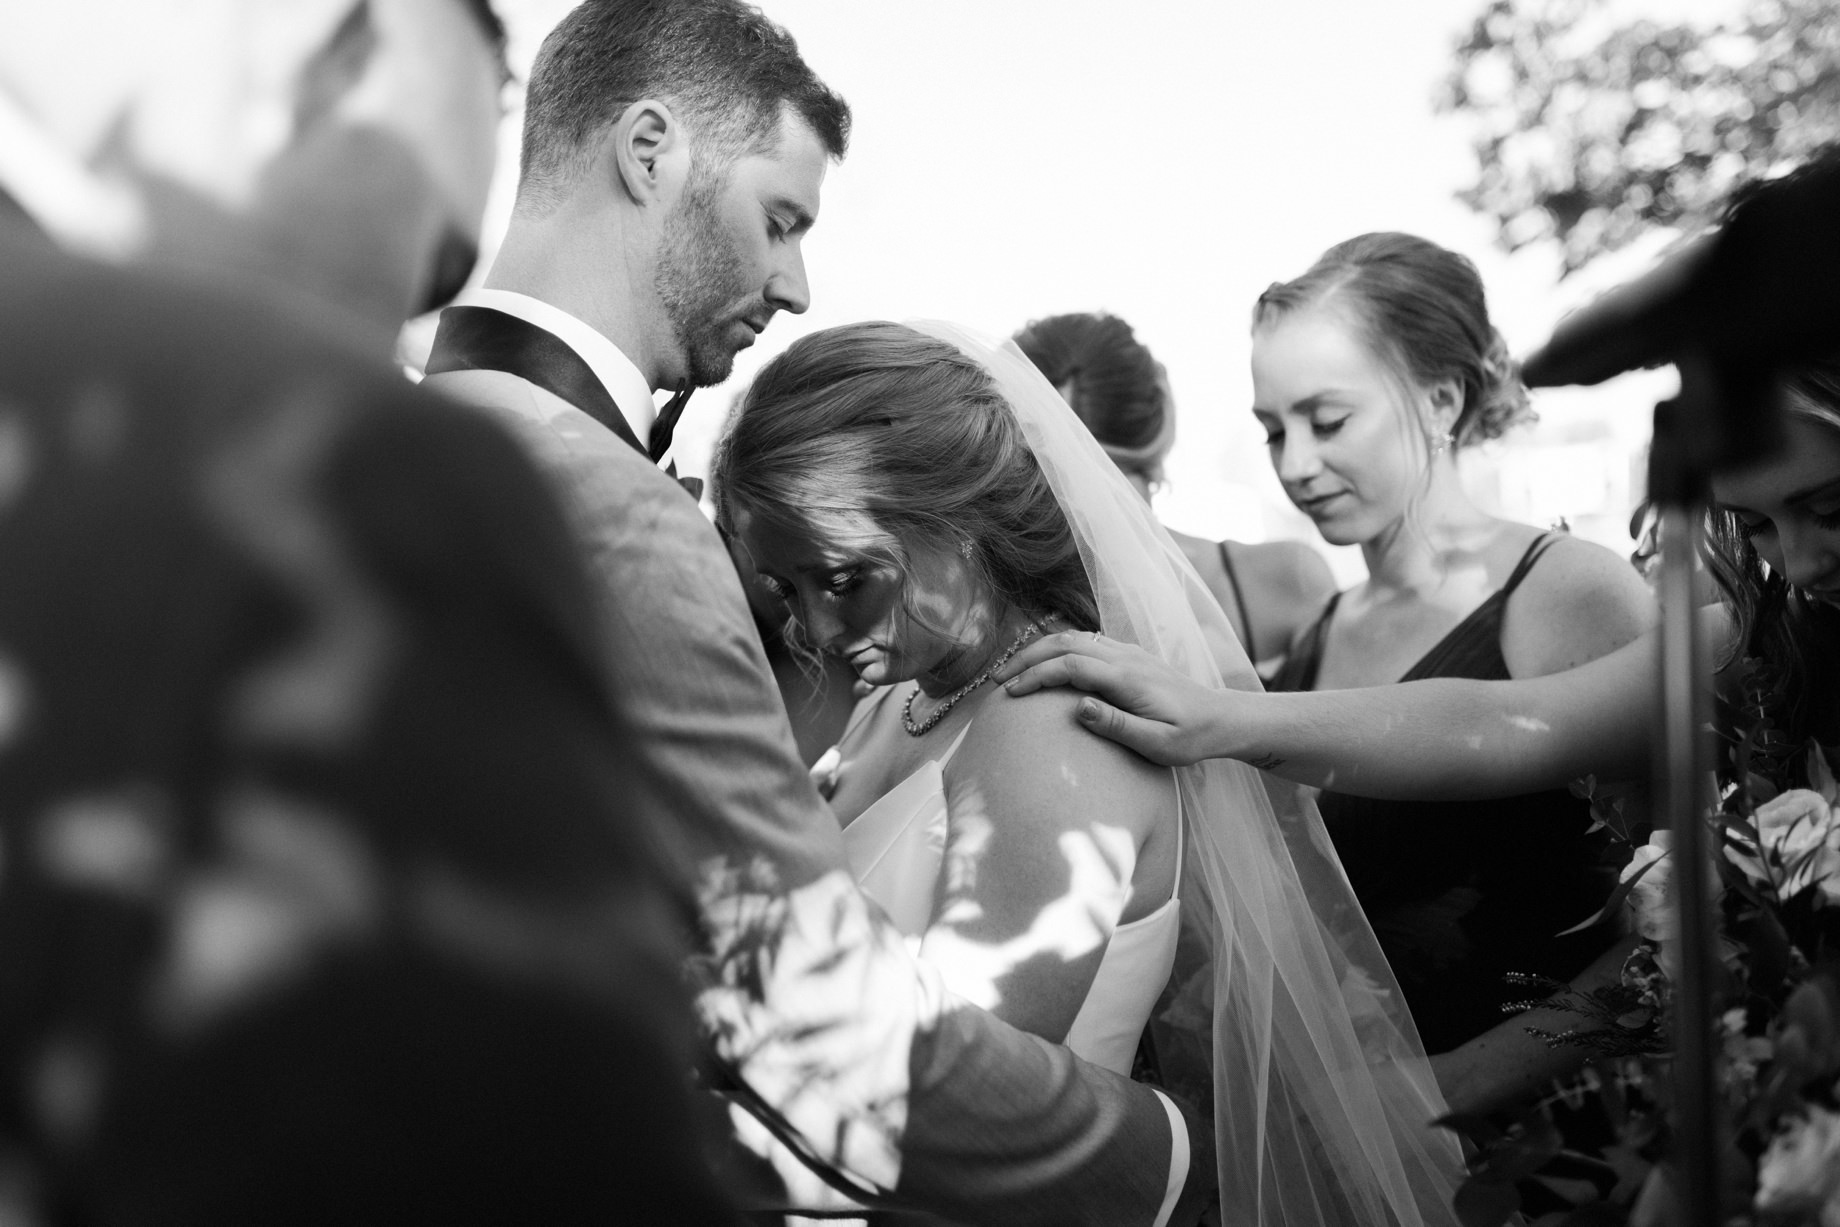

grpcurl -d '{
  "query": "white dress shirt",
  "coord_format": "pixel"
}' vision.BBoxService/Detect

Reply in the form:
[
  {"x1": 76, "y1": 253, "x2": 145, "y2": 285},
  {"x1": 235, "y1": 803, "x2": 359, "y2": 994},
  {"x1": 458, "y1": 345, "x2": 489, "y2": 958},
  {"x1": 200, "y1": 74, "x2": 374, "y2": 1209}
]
[{"x1": 451, "y1": 287, "x2": 671, "y2": 461}]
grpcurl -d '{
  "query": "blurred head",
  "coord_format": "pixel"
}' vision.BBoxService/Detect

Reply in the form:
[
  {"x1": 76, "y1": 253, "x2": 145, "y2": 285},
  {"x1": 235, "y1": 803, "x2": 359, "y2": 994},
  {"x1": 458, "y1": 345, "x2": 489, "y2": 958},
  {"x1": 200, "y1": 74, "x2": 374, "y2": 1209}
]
[
  {"x1": 1705, "y1": 361, "x2": 1840, "y2": 745},
  {"x1": 1250, "y1": 232, "x2": 1531, "y2": 546},
  {"x1": 1013, "y1": 311, "x2": 1174, "y2": 497},
  {"x1": 514, "y1": 0, "x2": 849, "y2": 389},
  {"x1": 713, "y1": 321, "x2": 1098, "y2": 687},
  {"x1": 0, "y1": 0, "x2": 509, "y2": 339}
]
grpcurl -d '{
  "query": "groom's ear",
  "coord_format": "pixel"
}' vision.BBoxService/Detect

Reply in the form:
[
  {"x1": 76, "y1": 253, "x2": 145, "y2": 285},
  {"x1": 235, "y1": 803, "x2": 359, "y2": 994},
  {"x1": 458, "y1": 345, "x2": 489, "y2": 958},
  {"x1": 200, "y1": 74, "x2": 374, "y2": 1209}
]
[{"x1": 608, "y1": 99, "x2": 689, "y2": 209}]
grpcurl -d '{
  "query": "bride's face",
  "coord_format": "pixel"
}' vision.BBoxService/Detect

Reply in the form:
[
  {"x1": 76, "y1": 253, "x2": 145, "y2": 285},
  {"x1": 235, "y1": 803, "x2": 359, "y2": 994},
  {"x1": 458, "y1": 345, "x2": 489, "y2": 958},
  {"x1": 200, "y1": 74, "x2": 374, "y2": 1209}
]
[{"x1": 735, "y1": 511, "x2": 996, "y2": 686}]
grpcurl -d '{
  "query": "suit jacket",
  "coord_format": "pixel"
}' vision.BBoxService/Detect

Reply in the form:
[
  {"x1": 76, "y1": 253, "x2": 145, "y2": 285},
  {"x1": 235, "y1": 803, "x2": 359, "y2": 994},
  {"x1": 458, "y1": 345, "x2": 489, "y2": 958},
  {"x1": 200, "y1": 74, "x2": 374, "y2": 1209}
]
[
  {"x1": 424, "y1": 307, "x2": 1212, "y2": 1227},
  {"x1": 0, "y1": 231, "x2": 737, "y2": 1225}
]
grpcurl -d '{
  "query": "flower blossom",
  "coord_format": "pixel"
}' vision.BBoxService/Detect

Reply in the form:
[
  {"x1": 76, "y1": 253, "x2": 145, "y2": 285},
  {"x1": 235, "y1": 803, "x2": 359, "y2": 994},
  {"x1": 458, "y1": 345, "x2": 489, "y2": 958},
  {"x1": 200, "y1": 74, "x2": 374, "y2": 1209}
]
[
  {"x1": 1755, "y1": 1105, "x2": 1840, "y2": 1225},
  {"x1": 1747, "y1": 789, "x2": 1840, "y2": 904},
  {"x1": 1620, "y1": 832, "x2": 1672, "y2": 942}
]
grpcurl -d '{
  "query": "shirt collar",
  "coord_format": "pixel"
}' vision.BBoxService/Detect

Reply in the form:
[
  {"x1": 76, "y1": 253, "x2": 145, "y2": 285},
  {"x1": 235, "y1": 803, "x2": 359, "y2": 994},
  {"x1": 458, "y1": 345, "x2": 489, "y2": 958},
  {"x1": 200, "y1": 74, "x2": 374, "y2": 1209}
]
[
  {"x1": 0, "y1": 91, "x2": 146, "y2": 258},
  {"x1": 454, "y1": 287, "x2": 659, "y2": 445}
]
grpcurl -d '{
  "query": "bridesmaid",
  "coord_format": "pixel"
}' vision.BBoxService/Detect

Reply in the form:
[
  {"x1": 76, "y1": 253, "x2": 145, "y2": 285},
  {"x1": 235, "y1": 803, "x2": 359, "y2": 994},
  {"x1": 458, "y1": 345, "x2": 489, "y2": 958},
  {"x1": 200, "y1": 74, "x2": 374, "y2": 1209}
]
[
  {"x1": 1254, "y1": 233, "x2": 1656, "y2": 1108},
  {"x1": 1013, "y1": 312, "x2": 1334, "y2": 679}
]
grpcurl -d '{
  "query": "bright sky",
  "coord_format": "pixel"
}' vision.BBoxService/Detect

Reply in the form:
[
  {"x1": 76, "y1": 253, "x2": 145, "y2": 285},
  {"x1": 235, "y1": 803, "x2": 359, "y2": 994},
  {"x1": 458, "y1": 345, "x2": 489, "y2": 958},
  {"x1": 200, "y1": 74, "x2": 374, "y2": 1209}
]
[{"x1": 487, "y1": 0, "x2": 1743, "y2": 580}]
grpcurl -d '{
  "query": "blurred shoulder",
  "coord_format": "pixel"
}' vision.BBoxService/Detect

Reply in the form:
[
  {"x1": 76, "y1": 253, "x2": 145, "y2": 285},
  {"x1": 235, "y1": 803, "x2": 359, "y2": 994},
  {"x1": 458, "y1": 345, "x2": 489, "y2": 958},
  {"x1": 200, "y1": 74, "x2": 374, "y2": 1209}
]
[{"x1": 1231, "y1": 539, "x2": 1337, "y2": 607}]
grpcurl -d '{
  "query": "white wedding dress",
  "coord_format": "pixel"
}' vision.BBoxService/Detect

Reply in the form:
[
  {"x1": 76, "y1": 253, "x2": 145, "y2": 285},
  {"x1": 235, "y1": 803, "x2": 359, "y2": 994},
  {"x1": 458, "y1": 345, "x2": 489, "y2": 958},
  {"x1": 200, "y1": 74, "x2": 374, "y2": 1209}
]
[{"x1": 832, "y1": 685, "x2": 1181, "y2": 1077}]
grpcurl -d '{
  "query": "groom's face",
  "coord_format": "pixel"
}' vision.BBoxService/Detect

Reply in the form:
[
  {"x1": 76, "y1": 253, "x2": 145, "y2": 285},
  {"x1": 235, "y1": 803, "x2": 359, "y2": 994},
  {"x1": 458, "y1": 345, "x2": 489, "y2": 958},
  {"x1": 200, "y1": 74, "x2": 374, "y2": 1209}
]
[{"x1": 653, "y1": 109, "x2": 828, "y2": 388}]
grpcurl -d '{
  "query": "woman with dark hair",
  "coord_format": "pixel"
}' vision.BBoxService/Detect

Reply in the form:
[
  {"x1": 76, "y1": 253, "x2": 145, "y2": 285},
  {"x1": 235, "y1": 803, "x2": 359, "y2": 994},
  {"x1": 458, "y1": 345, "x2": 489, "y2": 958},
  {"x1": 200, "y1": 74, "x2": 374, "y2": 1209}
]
[
  {"x1": 1012, "y1": 312, "x2": 1334, "y2": 677},
  {"x1": 714, "y1": 320, "x2": 1462, "y2": 1226}
]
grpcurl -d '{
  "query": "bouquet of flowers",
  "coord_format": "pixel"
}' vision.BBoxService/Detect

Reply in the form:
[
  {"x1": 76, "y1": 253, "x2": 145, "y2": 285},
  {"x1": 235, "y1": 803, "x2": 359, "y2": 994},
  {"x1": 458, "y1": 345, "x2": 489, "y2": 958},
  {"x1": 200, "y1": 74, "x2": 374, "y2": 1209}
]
[{"x1": 1444, "y1": 663, "x2": 1840, "y2": 1226}]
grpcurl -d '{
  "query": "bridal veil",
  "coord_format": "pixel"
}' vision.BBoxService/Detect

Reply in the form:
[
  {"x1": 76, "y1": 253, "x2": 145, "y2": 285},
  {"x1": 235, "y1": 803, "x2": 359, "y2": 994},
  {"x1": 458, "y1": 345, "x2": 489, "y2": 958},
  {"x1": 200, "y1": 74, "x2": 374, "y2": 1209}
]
[{"x1": 912, "y1": 321, "x2": 1464, "y2": 1227}]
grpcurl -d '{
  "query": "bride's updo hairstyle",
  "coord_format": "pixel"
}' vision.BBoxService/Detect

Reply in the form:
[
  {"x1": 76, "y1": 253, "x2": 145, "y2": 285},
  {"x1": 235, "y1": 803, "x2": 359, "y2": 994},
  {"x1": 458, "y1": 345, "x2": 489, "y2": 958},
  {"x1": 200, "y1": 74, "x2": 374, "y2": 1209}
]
[
  {"x1": 1254, "y1": 232, "x2": 1532, "y2": 449},
  {"x1": 713, "y1": 321, "x2": 1101, "y2": 640}
]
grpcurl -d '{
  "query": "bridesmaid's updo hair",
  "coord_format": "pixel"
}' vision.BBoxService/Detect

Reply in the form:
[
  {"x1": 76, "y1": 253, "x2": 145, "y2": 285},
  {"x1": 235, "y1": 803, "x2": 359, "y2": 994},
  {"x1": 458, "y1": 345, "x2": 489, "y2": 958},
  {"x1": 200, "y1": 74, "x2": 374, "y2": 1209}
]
[
  {"x1": 1254, "y1": 232, "x2": 1532, "y2": 448},
  {"x1": 713, "y1": 321, "x2": 1101, "y2": 637},
  {"x1": 1012, "y1": 312, "x2": 1175, "y2": 485}
]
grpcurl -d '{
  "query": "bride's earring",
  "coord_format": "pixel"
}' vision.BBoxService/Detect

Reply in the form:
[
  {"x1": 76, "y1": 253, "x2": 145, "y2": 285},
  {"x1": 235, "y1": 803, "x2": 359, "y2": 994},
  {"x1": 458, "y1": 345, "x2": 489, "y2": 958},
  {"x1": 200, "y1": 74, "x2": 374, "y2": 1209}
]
[{"x1": 958, "y1": 539, "x2": 974, "y2": 561}]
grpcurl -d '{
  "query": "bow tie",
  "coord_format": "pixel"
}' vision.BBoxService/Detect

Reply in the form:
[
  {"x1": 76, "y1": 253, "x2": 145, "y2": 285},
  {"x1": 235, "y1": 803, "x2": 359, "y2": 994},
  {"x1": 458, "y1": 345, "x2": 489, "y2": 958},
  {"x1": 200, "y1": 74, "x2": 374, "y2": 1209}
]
[
  {"x1": 650, "y1": 383, "x2": 703, "y2": 501},
  {"x1": 650, "y1": 383, "x2": 691, "y2": 463}
]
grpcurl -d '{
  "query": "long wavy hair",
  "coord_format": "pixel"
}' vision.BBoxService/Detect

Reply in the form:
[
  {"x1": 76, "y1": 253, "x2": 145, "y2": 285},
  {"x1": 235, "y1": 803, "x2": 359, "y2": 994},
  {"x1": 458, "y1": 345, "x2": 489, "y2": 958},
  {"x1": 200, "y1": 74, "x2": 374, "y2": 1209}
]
[
  {"x1": 713, "y1": 321, "x2": 1101, "y2": 654},
  {"x1": 1704, "y1": 360, "x2": 1840, "y2": 748}
]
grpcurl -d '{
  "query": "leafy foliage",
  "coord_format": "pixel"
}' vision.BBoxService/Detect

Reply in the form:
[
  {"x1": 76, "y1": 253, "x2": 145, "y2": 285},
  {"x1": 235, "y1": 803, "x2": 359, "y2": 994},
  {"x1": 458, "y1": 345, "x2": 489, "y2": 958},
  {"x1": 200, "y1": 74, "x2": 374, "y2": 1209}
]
[
  {"x1": 1439, "y1": 683, "x2": 1840, "y2": 1224},
  {"x1": 1437, "y1": 0, "x2": 1840, "y2": 273}
]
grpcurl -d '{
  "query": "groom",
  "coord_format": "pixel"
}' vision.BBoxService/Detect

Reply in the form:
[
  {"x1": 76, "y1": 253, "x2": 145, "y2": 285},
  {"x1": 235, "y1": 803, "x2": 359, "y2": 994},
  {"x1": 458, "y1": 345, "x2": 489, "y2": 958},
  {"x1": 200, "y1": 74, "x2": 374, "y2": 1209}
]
[{"x1": 424, "y1": 2, "x2": 1211, "y2": 1224}]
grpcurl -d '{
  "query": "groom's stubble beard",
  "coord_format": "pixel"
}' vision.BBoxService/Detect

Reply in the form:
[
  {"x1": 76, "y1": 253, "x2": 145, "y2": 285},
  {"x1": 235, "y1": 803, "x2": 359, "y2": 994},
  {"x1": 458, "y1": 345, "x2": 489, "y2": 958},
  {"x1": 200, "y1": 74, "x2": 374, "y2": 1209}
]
[{"x1": 654, "y1": 170, "x2": 758, "y2": 388}]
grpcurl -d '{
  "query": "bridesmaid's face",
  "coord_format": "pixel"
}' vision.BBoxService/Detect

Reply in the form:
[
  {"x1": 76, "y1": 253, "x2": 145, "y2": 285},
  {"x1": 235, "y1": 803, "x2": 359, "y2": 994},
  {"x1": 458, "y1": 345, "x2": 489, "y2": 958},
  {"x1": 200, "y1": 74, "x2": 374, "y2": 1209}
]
[
  {"x1": 735, "y1": 511, "x2": 993, "y2": 686},
  {"x1": 1711, "y1": 410, "x2": 1840, "y2": 607},
  {"x1": 1251, "y1": 304, "x2": 1451, "y2": 547}
]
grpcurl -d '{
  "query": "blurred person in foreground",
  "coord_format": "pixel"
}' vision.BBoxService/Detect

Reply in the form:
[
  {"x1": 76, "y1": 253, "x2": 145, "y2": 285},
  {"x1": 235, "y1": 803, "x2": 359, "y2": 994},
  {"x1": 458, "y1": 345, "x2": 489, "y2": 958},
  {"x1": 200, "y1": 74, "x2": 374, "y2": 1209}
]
[
  {"x1": 0, "y1": 0, "x2": 734, "y2": 1221},
  {"x1": 422, "y1": 2, "x2": 1214, "y2": 1223},
  {"x1": 1013, "y1": 311, "x2": 1334, "y2": 679}
]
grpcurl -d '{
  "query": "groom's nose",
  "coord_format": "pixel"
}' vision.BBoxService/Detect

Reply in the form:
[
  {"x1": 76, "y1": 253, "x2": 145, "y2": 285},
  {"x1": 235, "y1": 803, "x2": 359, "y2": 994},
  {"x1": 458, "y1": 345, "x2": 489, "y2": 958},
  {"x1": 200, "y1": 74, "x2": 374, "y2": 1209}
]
[{"x1": 765, "y1": 245, "x2": 810, "y2": 316}]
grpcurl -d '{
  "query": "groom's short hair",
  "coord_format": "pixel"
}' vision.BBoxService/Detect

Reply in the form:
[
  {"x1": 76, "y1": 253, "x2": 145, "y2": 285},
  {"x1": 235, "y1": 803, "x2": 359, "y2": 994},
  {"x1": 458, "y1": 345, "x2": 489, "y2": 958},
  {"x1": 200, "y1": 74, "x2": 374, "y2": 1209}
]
[{"x1": 516, "y1": 0, "x2": 849, "y2": 211}]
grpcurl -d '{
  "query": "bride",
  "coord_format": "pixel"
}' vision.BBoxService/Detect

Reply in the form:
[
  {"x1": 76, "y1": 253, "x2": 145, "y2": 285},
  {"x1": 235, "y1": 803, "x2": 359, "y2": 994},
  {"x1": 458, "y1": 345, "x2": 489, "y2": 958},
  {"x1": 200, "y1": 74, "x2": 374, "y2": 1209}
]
[{"x1": 713, "y1": 320, "x2": 1461, "y2": 1226}]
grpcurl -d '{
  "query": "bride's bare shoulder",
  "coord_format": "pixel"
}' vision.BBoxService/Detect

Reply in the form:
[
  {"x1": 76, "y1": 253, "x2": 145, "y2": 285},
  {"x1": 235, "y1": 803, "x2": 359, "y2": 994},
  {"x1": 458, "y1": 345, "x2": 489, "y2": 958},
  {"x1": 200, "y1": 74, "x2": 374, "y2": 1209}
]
[{"x1": 946, "y1": 686, "x2": 1173, "y2": 826}]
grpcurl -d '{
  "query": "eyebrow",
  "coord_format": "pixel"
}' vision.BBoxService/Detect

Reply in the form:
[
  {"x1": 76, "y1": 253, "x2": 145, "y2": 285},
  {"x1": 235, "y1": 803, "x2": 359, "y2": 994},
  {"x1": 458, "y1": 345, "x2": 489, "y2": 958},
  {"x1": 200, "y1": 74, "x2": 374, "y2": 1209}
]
[
  {"x1": 1784, "y1": 476, "x2": 1840, "y2": 506},
  {"x1": 1714, "y1": 477, "x2": 1840, "y2": 518}
]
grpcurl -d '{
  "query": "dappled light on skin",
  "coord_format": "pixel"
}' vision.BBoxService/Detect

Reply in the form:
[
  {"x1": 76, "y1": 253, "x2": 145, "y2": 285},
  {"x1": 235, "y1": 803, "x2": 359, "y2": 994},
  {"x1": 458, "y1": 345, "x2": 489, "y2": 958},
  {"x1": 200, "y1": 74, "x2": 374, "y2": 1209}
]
[
  {"x1": 1507, "y1": 714, "x2": 1553, "y2": 734},
  {"x1": 926, "y1": 773, "x2": 1135, "y2": 1016}
]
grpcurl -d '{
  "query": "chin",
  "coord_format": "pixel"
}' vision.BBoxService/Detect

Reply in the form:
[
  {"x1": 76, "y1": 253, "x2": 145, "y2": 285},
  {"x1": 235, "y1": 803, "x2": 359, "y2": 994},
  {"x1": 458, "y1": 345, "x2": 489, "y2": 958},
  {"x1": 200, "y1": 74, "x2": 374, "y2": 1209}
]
[{"x1": 1311, "y1": 519, "x2": 1367, "y2": 548}]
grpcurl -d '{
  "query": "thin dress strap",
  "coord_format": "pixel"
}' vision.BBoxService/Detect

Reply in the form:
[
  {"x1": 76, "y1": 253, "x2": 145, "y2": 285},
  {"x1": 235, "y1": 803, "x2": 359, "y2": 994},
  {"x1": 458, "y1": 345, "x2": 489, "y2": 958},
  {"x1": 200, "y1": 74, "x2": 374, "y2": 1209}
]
[
  {"x1": 1169, "y1": 777, "x2": 1184, "y2": 902},
  {"x1": 1500, "y1": 529, "x2": 1564, "y2": 596},
  {"x1": 1215, "y1": 540, "x2": 1259, "y2": 663}
]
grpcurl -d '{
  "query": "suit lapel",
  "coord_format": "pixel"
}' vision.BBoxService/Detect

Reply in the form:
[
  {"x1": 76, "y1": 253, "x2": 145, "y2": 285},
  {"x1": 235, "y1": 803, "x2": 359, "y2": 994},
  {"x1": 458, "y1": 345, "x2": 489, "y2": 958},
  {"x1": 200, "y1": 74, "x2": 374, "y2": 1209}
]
[{"x1": 427, "y1": 305, "x2": 648, "y2": 458}]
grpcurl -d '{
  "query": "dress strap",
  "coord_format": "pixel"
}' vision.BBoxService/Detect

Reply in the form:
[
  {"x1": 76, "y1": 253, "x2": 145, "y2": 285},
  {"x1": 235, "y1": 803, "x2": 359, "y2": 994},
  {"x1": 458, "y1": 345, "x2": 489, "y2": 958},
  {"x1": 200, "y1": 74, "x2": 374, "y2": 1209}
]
[
  {"x1": 1501, "y1": 530, "x2": 1565, "y2": 597},
  {"x1": 1215, "y1": 540, "x2": 1258, "y2": 662},
  {"x1": 1169, "y1": 778, "x2": 1185, "y2": 902}
]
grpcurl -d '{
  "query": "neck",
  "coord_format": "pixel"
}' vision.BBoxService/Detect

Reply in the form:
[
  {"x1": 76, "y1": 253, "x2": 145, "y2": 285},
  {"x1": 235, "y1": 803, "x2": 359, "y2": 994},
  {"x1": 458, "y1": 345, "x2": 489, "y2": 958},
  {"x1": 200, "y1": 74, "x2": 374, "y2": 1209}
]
[
  {"x1": 916, "y1": 606, "x2": 1041, "y2": 699},
  {"x1": 486, "y1": 200, "x2": 667, "y2": 391},
  {"x1": 1357, "y1": 460, "x2": 1491, "y2": 598}
]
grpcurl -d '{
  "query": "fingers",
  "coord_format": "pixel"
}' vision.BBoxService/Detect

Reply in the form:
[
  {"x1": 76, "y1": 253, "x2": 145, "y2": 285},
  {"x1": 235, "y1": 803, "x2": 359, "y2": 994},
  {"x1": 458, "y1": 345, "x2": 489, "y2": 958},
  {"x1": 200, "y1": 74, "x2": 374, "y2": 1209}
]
[
  {"x1": 996, "y1": 629, "x2": 1116, "y2": 684},
  {"x1": 1072, "y1": 698, "x2": 1173, "y2": 764},
  {"x1": 1002, "y1": 651, "x2": 1122, "y2": 698}
]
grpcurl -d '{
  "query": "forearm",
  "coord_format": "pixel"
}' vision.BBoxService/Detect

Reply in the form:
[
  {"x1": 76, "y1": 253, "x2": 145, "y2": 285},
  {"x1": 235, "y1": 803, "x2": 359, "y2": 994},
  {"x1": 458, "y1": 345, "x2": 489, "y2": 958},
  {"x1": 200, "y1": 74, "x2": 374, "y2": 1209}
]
[
  {"x1": 1208, "y1": 669, "x2": 1651, "y2": 800},
  {"x1": 1430, "y1": 935, "x2": 1639, "y2": 1117}
]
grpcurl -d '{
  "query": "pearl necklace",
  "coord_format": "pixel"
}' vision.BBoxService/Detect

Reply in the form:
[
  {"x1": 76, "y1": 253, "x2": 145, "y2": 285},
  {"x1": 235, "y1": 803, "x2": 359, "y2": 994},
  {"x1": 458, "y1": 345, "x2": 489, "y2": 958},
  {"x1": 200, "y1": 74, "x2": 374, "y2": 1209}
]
[{"x1": 902, "y1": 622, "x2": 1041, "y2": 736}]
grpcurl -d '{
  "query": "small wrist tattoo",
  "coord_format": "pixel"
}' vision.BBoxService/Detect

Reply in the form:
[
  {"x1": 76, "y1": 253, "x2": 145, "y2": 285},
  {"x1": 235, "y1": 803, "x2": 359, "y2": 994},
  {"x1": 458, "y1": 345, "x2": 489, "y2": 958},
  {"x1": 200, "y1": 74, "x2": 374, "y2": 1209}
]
[{"x1": 1246, "y1": 753, "x2": 1286, "y2": 772}]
